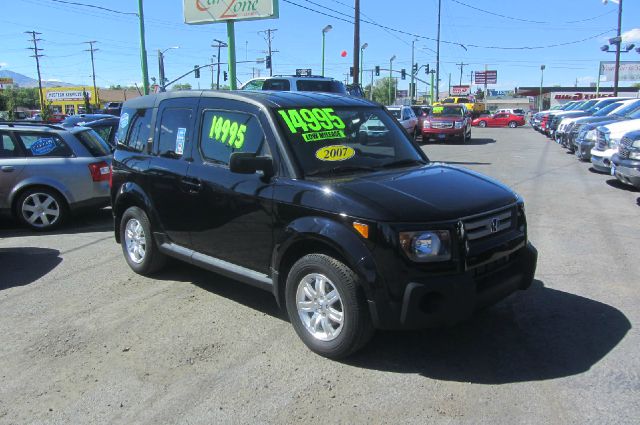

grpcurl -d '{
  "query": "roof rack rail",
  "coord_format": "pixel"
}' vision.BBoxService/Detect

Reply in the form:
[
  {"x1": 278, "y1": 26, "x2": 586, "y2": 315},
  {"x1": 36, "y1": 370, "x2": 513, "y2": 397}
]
[
  {"x1": 271, "y1": 74, "x2": 332, "y2": 79},
  {"x1": 0, "y1": 121, "x2": 66, "y2": 130}
]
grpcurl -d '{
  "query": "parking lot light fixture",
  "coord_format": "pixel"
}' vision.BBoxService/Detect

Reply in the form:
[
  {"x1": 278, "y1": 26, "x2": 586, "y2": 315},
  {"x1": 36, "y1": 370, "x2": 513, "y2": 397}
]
[
  {"x1": 322, "y1": 25, "x2": 332, "y2": 77},
  {"x1": 360, "y1": 43, "x2": 368, "y2": 85},
  {"x1": 539, "y1": 65, "x2": 545, "y2": 111},
  {"x1": 602, "y1": 0, "x2": 623, "y2": 96}
]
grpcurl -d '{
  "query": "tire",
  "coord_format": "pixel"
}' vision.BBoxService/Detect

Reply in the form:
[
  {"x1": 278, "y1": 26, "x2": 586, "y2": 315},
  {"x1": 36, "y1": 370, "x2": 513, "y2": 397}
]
[
  {"x1": 119, "y1": 206, "x2": 166, "y2": 275},
  {"x1": 478, "y1": 121, "x2": 487, "y2": 128},
  {"x1": 285, "y1": 254, "x2": 374, "y2": 359},
  {"x1": 413, "y1": 127, "x2": 419, "y2": 141},
  {"x1": 508, "y1": 121, "x2": 517, "y2": 128},
  {"x1": 15, "y1": 187, "x2": 67, "y2": 231}
]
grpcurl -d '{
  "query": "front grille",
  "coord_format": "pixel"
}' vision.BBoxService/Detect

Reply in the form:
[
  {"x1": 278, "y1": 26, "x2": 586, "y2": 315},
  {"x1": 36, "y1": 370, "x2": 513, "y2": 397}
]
[
  {"x1": 464, "y1": 208, "x2": 513, "y2": 241},
  {"x1": 596, "y1": 130, "x2": 607, "y2": 150},
  {"x1": 619, "y1": 137, "x2": 632, "y2": 159},
  {"x1": 571, "y1": 123, "x2": 583, "y2": 136},
  {"x1": 431, "y1": 122, "x2": 453, "y2": 129}
]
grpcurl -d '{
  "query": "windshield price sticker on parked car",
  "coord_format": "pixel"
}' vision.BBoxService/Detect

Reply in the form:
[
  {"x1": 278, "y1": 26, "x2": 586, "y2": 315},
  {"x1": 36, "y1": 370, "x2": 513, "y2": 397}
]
[
  {"x1": 315, "y1": 145, "x2": 355, "y2": 162},
  {"x1": 432, "y1": 106, "x2": 444, "y2": 114},
  {"x1": 208, "y1": 115, "x2": 247, "y2": 149},
  {"x1": 278, "y1": 108, "x2": 346, "y2": 142}
]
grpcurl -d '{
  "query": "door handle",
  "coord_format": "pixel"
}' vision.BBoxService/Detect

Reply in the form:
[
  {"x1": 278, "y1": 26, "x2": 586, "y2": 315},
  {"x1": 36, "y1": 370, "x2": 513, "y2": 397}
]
[
  {"x1": 181, "y1": 177, "x2": 202, "y2": 193},
  {"x1": 1, "y1": 166, "x2": 15, "y2": 173}
]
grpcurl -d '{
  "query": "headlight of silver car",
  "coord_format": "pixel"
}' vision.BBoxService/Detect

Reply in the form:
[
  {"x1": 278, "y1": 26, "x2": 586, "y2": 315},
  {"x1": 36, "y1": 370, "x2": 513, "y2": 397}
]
[
  {"x1": 399, "y1": 230, "x2": 451, "y2": 262},
  {"x1": 584, "y1": 129, "x2": 597, "y2": 142}
]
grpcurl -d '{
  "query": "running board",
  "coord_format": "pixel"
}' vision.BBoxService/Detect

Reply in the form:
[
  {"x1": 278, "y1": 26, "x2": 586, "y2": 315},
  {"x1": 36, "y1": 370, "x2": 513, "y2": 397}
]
[{"x1": 155, "y1": 235, "x2": 272, "y2": 292}]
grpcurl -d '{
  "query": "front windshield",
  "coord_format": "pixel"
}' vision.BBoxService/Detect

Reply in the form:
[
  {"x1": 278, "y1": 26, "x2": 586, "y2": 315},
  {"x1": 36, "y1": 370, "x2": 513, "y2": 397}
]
[
  {"x1": 274, "y1": 106, "x2": 425, "y2": 177},
  {"x1": 430, "y1": 105, "x2": 464, "y2": 117},
  {"x1": 564, "y1": 102, "x2": 583, "y2": 111},
  {"x1": 389, "y1": 109, "x2": 402, "y2": 119},
  {"x1": 619, "y1": 101, "x2": 640, "y2": 117},
  {"x1": 578, "y1": 100, "x2": 599, "y2": 111},
  {"x1": 592, "y1": 102, "x2": 623, "y2": 117}
]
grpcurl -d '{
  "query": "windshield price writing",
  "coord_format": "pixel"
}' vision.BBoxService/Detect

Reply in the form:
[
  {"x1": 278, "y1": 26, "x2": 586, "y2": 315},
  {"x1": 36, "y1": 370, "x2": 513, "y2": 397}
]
[
  {"x1": 209, "y1": 115, "x2": 247, "y2": 149},
  {"x1": 278, "y1": 108, "x2": 346, "y2": 142}
]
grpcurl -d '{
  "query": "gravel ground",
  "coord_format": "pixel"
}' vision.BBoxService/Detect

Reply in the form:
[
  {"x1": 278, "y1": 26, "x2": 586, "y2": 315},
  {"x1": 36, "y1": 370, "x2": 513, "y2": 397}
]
[{"x1": 1, "y1": 126, "x2": 639, "y2": 424}]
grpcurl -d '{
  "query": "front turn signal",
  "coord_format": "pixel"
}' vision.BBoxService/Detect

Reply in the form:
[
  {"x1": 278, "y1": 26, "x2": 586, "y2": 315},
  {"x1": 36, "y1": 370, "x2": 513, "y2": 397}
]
[{"x1": 352, "y1": 222, "x2": 369, "y2": 239}]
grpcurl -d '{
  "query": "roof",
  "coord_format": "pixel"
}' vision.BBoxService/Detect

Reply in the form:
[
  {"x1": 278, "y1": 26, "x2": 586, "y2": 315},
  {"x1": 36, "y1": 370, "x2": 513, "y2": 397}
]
[{"x1": 123, "y1": 90, "x2": 378, "y2": 110}]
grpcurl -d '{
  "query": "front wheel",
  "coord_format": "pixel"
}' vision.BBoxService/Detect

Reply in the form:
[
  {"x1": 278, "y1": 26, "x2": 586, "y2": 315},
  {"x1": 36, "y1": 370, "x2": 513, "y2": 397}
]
[
  {"x1": 119, "y1": 206, "x2": 166, "y2": 275},
  {"x1": 478, "y1": 121, "x2": 487, "y2": 128},
  {"x1": 16, "y1": 187, "x2": 67, "y2": 231},
  {"x1": 508, "y1": 121, "x2": 517, "y2": 128},
  {"x1": 285, "y1": 254, "x2": 374, "y2": 359}
]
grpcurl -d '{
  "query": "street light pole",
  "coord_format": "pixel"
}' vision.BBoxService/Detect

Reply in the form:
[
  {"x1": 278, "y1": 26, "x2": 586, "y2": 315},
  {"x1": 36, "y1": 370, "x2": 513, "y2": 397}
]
[
  {"x1": 137, "y1": 0, "x2": 149, "y2": 95},
  {"x1": 411, "y1": 39, "x2": 416, "y2": 104},
  {"x1": 321, "y1": 25, "x2": 332, "y2": 77},
  {"x1": 539, "y1": 65, "x2": 545, "y2": 111},
  {"x1": 435, "y1": 0, "x2": 442, "y2": 101},
  {"x1": 613, "y1": 0, "x2": 623, "y2": 96},
  {"x1": 158, "y1": 46, "x2": 178, "y2": 92},
  {"x1": 389, "y1": 55, "x2": 396, "y2": 106},
  {"x1": 360, "y1": 42, "x2": 368, "y2": 87}
]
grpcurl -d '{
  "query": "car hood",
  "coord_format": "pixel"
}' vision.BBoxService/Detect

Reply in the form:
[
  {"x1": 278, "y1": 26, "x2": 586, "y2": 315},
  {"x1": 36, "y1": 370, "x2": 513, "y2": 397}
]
[
  {"x1": 297, "y1": 164, "x2": 517, "y2": 222},
  {"x1": 574, "y1": 115, "x2": 623, "y2": 126},
  {"x1": 599, "y1": 118, "x2": 640, "y2": 138}
]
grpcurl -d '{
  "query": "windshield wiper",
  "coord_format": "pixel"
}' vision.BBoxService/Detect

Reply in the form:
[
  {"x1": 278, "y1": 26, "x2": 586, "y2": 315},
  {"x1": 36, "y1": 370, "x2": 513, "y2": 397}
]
[
  {"x1": 380, "y1": 158, "x2": 427, "y2": 169},
  {"x1": 305, "y1": 165, "x2": 377, "y2": 177}
]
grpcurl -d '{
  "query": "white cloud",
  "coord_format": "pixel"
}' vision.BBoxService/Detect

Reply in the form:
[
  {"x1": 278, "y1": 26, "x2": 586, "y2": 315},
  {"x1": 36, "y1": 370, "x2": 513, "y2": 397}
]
[
  {"x1": 621, "y1": 28, "x2": 640, "y2": 42},
  {"x1": 44, "y1": 78, "x2": 62, "y2": 82},
  {"x1": 0, "y1": 62, "x2": 8, "y2": 68}
]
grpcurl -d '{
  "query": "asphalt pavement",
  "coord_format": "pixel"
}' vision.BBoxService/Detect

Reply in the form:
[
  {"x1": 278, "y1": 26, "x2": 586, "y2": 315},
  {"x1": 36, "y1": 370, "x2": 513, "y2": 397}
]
[{"x1": 1, "y1": 126, "x2": 639, "y2": 424}]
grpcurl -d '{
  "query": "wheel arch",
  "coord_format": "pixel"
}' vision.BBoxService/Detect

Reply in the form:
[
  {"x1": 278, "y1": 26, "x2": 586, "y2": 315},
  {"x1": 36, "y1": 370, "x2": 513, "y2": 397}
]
[
  {"x1": 271, "y1": 216, "x2": 379, "y2": 308},
  {"x1": 11, "y1": 183, "x2": 70, "y2": 218},
  {"x1": 10, "y1": 177, "x2": 73, "y2": 210},
  {"x1": 113, "y1": 182, "x2": 157, "y2": 243}
]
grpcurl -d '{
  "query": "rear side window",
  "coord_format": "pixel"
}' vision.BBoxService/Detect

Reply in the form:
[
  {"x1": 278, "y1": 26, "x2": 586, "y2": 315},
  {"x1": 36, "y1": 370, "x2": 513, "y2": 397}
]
[
  {"x1": 157, "y1": 108, "x2": 192, "y2": 157},
  {"x1": 75, "y1": 130, "x2": 111, "y2": 157},
  {"x1": 117, "y1": 108, "x2": 151, "y2": 152},
  {"x1": 0, "y1": 132, "x2": 22, "y2": 158},
  {"x1": 199, "y1": 110, "x2": 268, "y2": 165},
  {"x1": 262, "y1": 79, "x2": 290, "y2": 90},
  {"x1": 296, "y1": 80, "x2": 345, "y2": 93},
  {"x1": 17, "y1": 133, "x2": 73, "y2": 157},
  {"x1": 91, "y1": 124, "x2": 114, "y2": 144}
]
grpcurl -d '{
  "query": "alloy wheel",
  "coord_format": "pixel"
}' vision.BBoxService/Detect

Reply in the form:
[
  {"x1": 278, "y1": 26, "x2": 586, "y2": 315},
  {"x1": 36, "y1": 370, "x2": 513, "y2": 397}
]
[
  {"x1": 125, "y1": 218, "x2": 147, "y2": 264},
  {"x1": 21, "y1": 192, "x2": 60, "y2": 228},
  {"x1": 296, "y1": 273, "x2": 345, "y2": 341}
]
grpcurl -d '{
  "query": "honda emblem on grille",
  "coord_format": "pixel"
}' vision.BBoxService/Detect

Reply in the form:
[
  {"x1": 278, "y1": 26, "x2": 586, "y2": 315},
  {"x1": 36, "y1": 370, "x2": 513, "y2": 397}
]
[{"x1": 490, "y1": 218, "x2": 499, "y2": 233}]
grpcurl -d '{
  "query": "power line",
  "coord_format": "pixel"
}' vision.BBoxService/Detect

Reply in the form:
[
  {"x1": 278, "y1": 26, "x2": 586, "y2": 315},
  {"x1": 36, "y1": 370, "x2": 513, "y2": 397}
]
[
  {"x1": 282, "y1": 0, "x2": 614, "y2": 51},
  {"x1": 42, "y1": 0, "x2": 138, "y2": 16},
  {"x1": 450, "y1": 0, "x2": 615, "y2": 25},
  {"x1": 258, "y1": 29, "x2": 277, "y2": 76}
]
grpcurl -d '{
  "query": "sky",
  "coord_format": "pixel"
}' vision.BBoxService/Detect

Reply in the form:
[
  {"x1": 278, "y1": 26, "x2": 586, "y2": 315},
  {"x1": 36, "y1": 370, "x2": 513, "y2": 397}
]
[{"x1": 1, "y1": 0, "x2": 639, "y2": 94}]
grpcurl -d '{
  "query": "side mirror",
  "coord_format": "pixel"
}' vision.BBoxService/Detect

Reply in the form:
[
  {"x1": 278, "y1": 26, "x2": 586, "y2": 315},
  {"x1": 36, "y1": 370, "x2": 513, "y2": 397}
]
[{"x1": 230, "y1": 152, "x2": 274, "y2": 179}]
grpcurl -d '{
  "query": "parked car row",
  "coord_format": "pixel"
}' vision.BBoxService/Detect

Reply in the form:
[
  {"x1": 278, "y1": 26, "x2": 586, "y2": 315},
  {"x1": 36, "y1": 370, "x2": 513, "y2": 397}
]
[{"x1": 531, "y1": 96, "x2": 640, "y2": 190}]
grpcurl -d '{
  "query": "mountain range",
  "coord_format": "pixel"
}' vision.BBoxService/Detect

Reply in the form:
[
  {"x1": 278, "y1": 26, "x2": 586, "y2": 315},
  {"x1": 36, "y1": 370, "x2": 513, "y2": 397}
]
[{"x1": 0, "y1": 70, "x2": 76, "y2": 88}]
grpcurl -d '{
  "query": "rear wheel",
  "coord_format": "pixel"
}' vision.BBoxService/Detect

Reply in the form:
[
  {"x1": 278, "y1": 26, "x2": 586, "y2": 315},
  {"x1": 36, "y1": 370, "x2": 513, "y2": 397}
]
[
  {"x1": 508, "y1": 121, "x2": 517, "y2": 128},
  {"x1": 16, "y1": 187, "x2": 67, "y2": 231},
  {"x1": 120, "y1": 206, "x2": 166, "y2": 275},
  {"x1": 285, "y1": 254, "x2": 374, "y2": 359},
  {"x1": 478, "y1": 121, "x2": 487, "y2": 128}
]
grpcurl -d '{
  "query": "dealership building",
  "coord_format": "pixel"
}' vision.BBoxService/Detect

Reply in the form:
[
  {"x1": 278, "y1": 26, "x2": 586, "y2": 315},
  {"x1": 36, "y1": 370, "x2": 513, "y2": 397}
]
[
  {"x1": 41, "y1": 86, "x2": 99, "y2": 115},
  {"x1": 515, "y1": 86, "x2": 640, "y2": 111}
]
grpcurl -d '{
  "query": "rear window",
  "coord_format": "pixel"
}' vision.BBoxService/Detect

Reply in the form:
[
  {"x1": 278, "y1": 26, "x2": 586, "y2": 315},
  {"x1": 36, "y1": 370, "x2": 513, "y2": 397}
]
[
  {"x1": 296, "y1": 80, "x2": 346, "y2": 93},
  {"x1": 75, "y1": 129, "x2": 111, "y2": 157},
  {"x1": 262, "y1": 79, "x2": 290, "y2": 90}
]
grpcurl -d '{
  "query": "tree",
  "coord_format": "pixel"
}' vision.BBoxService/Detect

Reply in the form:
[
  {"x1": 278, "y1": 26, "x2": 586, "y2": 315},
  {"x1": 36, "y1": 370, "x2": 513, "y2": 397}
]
[
  {"x1": 172, "y1": 83, "x2": 192, "y2": 91},
  {"x1": 370, "y1": 77, "x2": 397, "y2": 105},
  {"x1": 474, "y1": 88, "x2": 484, "y2": 101}
]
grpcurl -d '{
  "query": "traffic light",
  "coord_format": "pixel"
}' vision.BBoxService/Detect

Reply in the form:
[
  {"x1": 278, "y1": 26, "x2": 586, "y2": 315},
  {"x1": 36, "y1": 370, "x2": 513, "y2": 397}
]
[
  {"x1": 401, "y1": 69, "x2": 406, "y2": 80},
  {"x1": 223, "y1": 71, "x2": 228, "y2": 81},
  {"x1": 413, "y1": 63, "x2": 418, "y2": 74},
  {"x1": 265, "y1": 55, "x2": 272, "y2": 69},
  {"x1": 425, "y1": 64, "x2": 430, "y2": 74},
  {"x1": 349, "y1": 67, "x2": 354, "y2": 77},
  {"x1": 194, "y1": 65, "x2": 200, "y2": 79},
  {"x1": 375, "y1": 65, "x2": 380, "y2": 76}
]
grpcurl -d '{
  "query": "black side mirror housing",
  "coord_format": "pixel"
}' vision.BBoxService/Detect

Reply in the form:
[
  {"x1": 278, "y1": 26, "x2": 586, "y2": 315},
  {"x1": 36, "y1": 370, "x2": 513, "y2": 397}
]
[{"x1": 230, "y1": 152, "x2": 274, "y2": 179}]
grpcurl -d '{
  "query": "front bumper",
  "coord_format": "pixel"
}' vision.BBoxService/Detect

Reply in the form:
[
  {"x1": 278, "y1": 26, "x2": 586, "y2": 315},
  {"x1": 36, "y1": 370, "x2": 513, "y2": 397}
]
[
  {"x1": 576, "y1": 139, "x2": 595, "y2": 160},
  {"x1": 590, "y1": 148, "x2": 617, "y2": 172},
  {"x1": 611, "y1": 154, "x2": 640, "y2": 188},
  {"x1": 369, "y1": 242, "x2": 537, "y2": 329},
  {"x1": 422, "y1": 127, "x2": 464, "y2": 141}
]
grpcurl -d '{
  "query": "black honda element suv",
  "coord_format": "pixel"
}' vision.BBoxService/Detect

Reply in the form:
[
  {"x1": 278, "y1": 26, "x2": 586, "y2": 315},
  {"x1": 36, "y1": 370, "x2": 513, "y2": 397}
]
[{"x1": 110, "y1": 91, "x2": 537, "y2": 359}]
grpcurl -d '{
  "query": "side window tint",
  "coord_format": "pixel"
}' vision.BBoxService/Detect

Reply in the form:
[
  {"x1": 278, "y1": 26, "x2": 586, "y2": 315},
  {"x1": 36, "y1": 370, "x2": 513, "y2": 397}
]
[
  {"x1": 243, "y1": 79, "x2": 265, "y2": 90},
  {"x1": 200, "y1": 110, "x2": 267, "y2": 165},
  {"x1": 157, "y1": 108, "x2": 192, "y2": 157},
  {"x1": 262, "y1": 79, "x2": 290, "y2": 90},
  {"x1": 17, "y1": 133, "x2": 73, "y2": 157},
  {"x1": 0, "y1": 132, "x2": 22, "y2": 158},
  {"x1": 117, "y1": 108, "x2": 151, "y2": 152}
]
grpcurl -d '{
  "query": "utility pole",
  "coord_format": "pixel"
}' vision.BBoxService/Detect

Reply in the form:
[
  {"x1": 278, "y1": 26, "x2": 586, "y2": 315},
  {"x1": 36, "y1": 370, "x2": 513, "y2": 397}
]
[
  {"x1": 448, "y1": 73, "x2": 451, "y2": 96},
  {"x1": 211, "y1": 56, "x2": 215, "y2": 89},
  {"x1": 212, "y1": 39, "x2": 227, "y2": 89},
  {"x1": 411, "y1": 40, "x2": 416, "y2": 104},
  {"x1": 352, "y1": 0, "x2": 360, "y2": 86},
  {"x1": 613, "y1": 0, "x2": 623, "y2": 96},
  {"x1": 259, "y1": 29, "x2": 277, "y2": 76},
  {"x1": 84, "y1": 41, "x2": 99, "y2": 109},
  {"x1": 137, "y1": 0, "x2": 149, "y2": 95},
  {"x1": 25, "y1": 31, "x2": 45, "y2": 112},
  {"x1": 435, "y1": 0, "x2": 442, "y2": 101},
  {"x1": 456, "y1": 62, "x2": 468, "y2": 86}
]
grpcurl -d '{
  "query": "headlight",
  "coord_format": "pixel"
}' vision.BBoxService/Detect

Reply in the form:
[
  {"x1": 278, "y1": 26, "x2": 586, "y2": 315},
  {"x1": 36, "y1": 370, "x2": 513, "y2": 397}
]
[
  {"x1": 609, "y1": 138, "x2": 620, "y2": 149},
  {"x1": 399, "y1": 230, "x2": 451, "y2": 262},
  {"x1": 454, "y1": 121, "x2": 463, "y2": 129},
  {"x1": 585, "y1": 129, "x2": 597, "y2": 142}
]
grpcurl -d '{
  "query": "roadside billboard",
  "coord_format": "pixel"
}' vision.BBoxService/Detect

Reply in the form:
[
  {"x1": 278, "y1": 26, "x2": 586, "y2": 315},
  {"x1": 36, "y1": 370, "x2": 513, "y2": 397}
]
[
  {"x1": 451, "y1": 85, "x2": 470, "y2": 96},
  {"x1": 183, "y1": 0, "x2": 279, "y2": 24},
  {"x1": 474, "y1": 70, "x2": 497, "y2": 85},
  {"x1": 600, "y1": 61, "x2": 640, "y2": 82}
]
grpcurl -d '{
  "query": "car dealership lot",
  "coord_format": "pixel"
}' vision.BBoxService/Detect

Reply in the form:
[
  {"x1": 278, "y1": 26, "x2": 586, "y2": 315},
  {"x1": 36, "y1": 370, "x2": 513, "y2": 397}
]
[{"x1": 1, "y1": 127, "x2": 638, "y2": 424}]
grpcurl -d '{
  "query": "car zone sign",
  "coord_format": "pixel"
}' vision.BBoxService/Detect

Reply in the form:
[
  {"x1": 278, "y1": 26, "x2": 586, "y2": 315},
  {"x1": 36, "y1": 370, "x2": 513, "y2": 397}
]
[{"x1": 184, "y1": 0, "x2": 278, "y2": 24}]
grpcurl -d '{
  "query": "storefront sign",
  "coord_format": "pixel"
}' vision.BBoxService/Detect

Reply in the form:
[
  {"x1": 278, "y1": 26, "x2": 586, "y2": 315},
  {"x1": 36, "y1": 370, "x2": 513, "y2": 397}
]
[
  {"x1": 554, "y1": 93, "x2": 615, "y2": 101},
  {"x1": 474, "y1": 70, "x2": 497, "y2": 85},
  {"x1": 45, "y1": 90, "x2": 91, "y2": 101},
  {"x1": 183, "y1": 0, "x2": 278, "y2": 24},
  {"x1": 600, "y1": 61, "x2": 640, "y2": 82}
]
